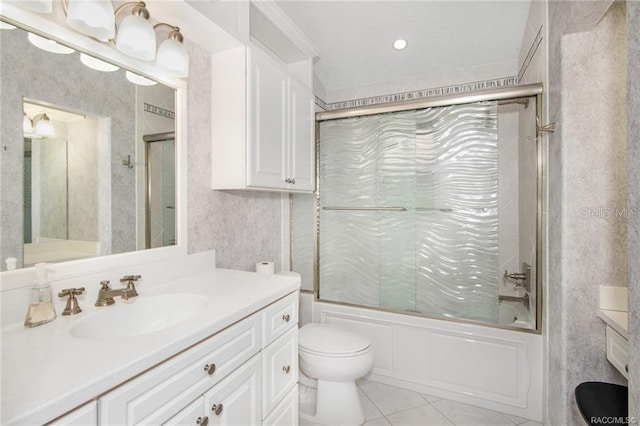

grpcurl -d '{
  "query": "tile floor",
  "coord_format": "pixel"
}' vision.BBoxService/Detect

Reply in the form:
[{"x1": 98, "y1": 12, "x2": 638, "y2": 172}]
[{"x1": 299, "y1": 379, "x2": 543, "y2": 426}]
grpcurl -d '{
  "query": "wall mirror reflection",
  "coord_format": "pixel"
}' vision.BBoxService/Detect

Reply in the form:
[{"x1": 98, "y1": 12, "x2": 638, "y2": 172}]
[{"x1": 1, "y1": 23, "x2": 177, "y2": 270}]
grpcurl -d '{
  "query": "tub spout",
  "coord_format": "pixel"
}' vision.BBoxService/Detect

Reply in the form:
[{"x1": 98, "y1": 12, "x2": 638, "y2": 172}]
[{"x1": 498, "y1": 293, "x2": 530, "y2": 309}]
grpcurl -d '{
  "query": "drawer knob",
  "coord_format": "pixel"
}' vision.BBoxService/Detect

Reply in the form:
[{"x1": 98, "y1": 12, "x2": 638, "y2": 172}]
[
  {"x1": 282, "y1": 314, "x2": 291, "y2": 322},
  {"x1": 196, "y1": 416, "x2": 209, "y2": 426},
  {"x1": 282, "y1": 365, "x2": 291, "y2": 374},
  {"x1": 625, "y1": 364, "x2": 629, "y2": 373},
  {"x1": 204, "y1": 363, "x2": 216, "y2": 375},
  {"x1": 211, "y1": 404, "x2": 224, "y2": 416}
]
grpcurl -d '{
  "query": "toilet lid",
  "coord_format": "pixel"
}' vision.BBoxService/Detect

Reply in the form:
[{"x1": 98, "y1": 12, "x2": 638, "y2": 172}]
[{"x1": 299, "y1": 323, "x2": 370, "y2": 355}]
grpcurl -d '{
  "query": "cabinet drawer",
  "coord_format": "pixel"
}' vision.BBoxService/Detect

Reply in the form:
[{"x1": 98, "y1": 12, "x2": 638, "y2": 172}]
[
  {"x1": 100, "y1": 313, "x2": 261, "y2": 425},
  {"x1": 606, "y1": 326, "x2": 629, "y2": 379},
  {"x1": 263, "y1": 386, "x2": 298, "y2": 426},
  {"x1": 262, "y1": 326, "x2": 298, "y2": 418},
  {"x1": 262, "y1": 292, "x2": 298, "y2": 346}
]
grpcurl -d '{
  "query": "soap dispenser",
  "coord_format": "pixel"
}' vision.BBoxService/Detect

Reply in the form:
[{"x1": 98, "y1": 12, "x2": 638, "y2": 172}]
[{"x1": 24, "y1": 263, "x2": 57, "y2": 328}]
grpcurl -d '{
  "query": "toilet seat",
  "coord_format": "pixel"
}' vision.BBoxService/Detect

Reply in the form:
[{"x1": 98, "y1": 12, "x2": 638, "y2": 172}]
[{"x1": 299, "y1": 323, "x2": 370, "y2": 356}]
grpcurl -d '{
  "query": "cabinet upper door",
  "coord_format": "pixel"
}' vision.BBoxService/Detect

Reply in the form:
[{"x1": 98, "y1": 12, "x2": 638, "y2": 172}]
[
  {"x1": 249, "y1": 49, "x2": 288, "y2": 189},
  {"x1": 288, "y1": 77, "x2": 315, "y2": 192}
]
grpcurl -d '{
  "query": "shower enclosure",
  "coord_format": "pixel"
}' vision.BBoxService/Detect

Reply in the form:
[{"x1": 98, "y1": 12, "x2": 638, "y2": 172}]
[
  {"x1": 144, "y1": 132, "x2": 176, "y2": 248},
  {"x1": 292, "y1": 84, "x2": 543, "y2": 332}
]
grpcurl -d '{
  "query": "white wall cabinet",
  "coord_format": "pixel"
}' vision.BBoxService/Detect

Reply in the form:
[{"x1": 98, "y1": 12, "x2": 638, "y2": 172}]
[
  {"x1": 96, "y1": 292, "x2": 299, "y2": 426},
  {"x1": 212, "y1": 46, "x2": 315, "y2": 192}
]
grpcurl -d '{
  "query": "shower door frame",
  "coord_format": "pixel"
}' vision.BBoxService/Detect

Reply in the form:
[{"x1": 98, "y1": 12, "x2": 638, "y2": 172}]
[{"x1": 310, "y1": 83, "x2": 545, "y2": 334}]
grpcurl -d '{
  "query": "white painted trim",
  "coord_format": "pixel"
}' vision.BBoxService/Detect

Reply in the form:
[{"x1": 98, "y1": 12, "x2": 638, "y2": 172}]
[{"x1": 250, "y1": 0, "x2": 319, "y2": 59}]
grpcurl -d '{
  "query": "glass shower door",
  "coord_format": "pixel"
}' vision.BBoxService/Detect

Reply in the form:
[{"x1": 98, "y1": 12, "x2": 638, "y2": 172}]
[
  {"x1": 145, "y1": 133, "x2": 176, "y2": 248},
  {"x1": 317, "y1": 102, "x2": 499, "y2": 324}
]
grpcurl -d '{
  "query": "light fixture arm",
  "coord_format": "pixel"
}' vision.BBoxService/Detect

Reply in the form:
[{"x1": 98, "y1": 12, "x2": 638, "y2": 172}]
[
  {"x1": 114, "y1": 1, "x2": 149, "y2": 20},
  {"x1": 154, "y1": 23, "x2": 184, "y2": 43}
]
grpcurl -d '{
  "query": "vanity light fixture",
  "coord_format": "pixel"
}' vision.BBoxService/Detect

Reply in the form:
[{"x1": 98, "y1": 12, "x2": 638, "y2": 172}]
[
  {"x1": 23, "y1": 112, "x2": 34, "y2": 134},
  {"x1": 5, "y1": 0, "x2": 52, "y2": 14},
  {"x1": 125, "y1": 70, "x2": 157, "y2": 86},
  {"x1": 393, "y1": 39, "x2": 408, "y2": 50},
  {"x1": 23, "y1": 112, "x2": 55, "y2": 138},
  {"x1": 115, "y1": 2, "x2": 156, "y2": 61},
  {"x1": 80, "y1": 52, "x2": 119, "y2": 72},
  {"x1": 33, "y1": 114, "x2": 55, "y2": 138},
  {"x1": 65, "y1": 0, "x2": 115, "y2": 42},
  {"x1": 15, "y1": 0, "x2": 190, "y2": 78},
  {"x1": 154, "y1": 24, "x2": 189, "y2": 78},
  {"x1": 27, "y1": 32, "x2": 75, "y2": 55}
]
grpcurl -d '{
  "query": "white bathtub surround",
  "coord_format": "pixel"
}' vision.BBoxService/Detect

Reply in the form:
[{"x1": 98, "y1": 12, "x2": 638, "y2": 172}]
[
  {"x1": 313, "y1": 302, "x2": 543, "y2": 422},
  {"x1": 0, "y1": 250, "x2": 300, "y2": 424}
]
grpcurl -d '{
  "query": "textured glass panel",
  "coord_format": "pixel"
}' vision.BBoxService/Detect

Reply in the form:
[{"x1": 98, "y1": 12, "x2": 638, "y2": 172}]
[
  {"x1": 319, "y1": 210, "x2": 380, "y2": 307},
  {"x1": 376, "y1": 112, "x2": 416, "y2": 207},
  {"x1": 415, "y1": 102, "x2": 499, "y2": 322},
  {"x1": 379, "y1": 210, "x2": 416, "y2": 311},
  {"x1": 291, "y1": 193, "x2": 315, "y2": 291},
  {"x1": 319, "y1": 117, "x2": 379, "y2": 207},
  {"x1": 415, "y1": 209, "x2": 498, "y2": 323},
  {"x1": 318, "y1": 101, "x2": 499, "y2": 324}
]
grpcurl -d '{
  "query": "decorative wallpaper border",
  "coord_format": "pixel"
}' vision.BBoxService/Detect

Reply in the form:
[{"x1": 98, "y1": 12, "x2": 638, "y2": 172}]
[
  {"x1": 144, "y1": 103, "x2": 175, "y2": 120},
  {"x1": 518, "y1": 25, "x2": 543, "y2": 83},
  {"x1": 315, "y1": 96, "x2": 327, "y2": 111},
  {"x1": 322, "y1": 76, "x2": 519, "y2": 111}
]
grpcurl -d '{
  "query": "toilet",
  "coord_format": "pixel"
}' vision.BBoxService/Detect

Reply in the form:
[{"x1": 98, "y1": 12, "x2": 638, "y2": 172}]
[{"x1": 298, "y1": 323, "x2": 374, "y2": 426}]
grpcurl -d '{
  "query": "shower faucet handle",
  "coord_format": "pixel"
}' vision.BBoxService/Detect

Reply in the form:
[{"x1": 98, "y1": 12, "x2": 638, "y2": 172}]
[{"x1": 503, "y1": 263, "x2": 531, "y2": 292}]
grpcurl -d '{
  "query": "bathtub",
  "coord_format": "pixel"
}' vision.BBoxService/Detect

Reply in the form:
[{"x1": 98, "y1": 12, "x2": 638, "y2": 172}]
[{"x1": 302, "y1": 294, "x2": 543, "y2": 422}]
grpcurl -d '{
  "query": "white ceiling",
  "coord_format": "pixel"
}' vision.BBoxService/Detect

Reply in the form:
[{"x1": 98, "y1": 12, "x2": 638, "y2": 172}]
[{"x1": 276, "y1": 1, "x2": 531, "y2": 95}]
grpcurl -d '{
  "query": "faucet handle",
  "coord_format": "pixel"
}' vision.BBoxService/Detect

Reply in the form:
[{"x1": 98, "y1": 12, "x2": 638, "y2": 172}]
[
  {"x1": 99, "y1": 280, "x2": 111, "y2": 290},
  {"x1": 58, "y1": 287, "x2": 85, "y2": 315},
  {"x1": 120, "y1": 275, "x2": 142, "y2": 284}
]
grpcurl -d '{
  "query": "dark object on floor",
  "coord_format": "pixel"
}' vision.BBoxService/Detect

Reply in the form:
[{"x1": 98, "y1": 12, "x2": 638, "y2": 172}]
[{"x1": 575, "y1": 381, "x2": 629, "y2": 425}]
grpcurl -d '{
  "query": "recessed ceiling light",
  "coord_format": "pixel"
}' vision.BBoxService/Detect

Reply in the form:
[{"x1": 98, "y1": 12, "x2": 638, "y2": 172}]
[{"x1": 393, "y1": 39, "x2": 408, "y2": 50}]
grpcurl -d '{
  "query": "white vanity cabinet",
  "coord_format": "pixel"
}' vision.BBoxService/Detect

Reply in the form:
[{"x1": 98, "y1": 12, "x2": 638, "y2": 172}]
[
  {"x1": 47, "y1": 401, "x2": 97, "y2": 425},
  {"x1": 98, "y1": 292, "x2": 299, "y2": 426},
  {"x1": 605, "y1": 326, "x2": 629, "y2": 379},
  {"x1": 212, "y1": 46, "x2": 315, "y2": 193}
]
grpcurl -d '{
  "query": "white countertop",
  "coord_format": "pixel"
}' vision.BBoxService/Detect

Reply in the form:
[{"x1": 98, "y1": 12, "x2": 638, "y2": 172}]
[
  {"x1": 1, "y1": 268, "x2": 300, "y2": 425},
  {"x1": 598, "y1": 309, "x2": 628, "y2": 340}
]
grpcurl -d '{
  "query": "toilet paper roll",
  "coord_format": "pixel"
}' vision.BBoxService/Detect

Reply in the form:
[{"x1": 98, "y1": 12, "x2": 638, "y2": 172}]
[{"x1": 256, "y1": 261, "x2": 275, "y2": 275}]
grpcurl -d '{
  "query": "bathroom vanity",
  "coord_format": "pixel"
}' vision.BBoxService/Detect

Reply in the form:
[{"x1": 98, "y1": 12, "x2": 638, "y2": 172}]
[{"x1": 1, "y1": 259, "x2": 300, "y2": 425}]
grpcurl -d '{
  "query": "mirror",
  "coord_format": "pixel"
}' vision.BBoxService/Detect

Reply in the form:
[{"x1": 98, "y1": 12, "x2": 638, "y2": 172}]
[{"x1": 1, "y1": 23, "x2": 177, "y2": 270}]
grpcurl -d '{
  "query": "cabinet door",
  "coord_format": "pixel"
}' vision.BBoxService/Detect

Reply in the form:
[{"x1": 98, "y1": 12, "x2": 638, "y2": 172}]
[
  {"x1": 249, "y1": 48, "x2": 288, "y2": 189},
  {"x1": 262, "y1": 327, "x2": 298, "y2": 418},
  {"x1": 204, "y1": 355, "x2": 262, "y2": 426},
  {"x1": 262, "y1": 386, "x2": 298, "y2": 426},
  {"x1": 288, "y1": 77, "x2": 315, "y2": 192}
]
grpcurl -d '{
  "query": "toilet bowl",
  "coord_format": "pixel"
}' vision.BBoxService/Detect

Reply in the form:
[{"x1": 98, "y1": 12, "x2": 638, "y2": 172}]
[{"x1": 298, "y1": 323, "x2": 374, "y2": 426}]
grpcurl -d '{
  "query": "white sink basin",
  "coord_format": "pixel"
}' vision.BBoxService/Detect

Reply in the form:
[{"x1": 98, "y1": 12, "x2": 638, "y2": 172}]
[{"x1": 70, "y1": 293, "x2": 209, "y2": 341}]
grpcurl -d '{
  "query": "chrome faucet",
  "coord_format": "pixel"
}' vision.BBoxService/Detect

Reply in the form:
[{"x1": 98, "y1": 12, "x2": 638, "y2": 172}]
[{"x1": 95, "y1": 275, "x2": 141, "y2": 307}]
